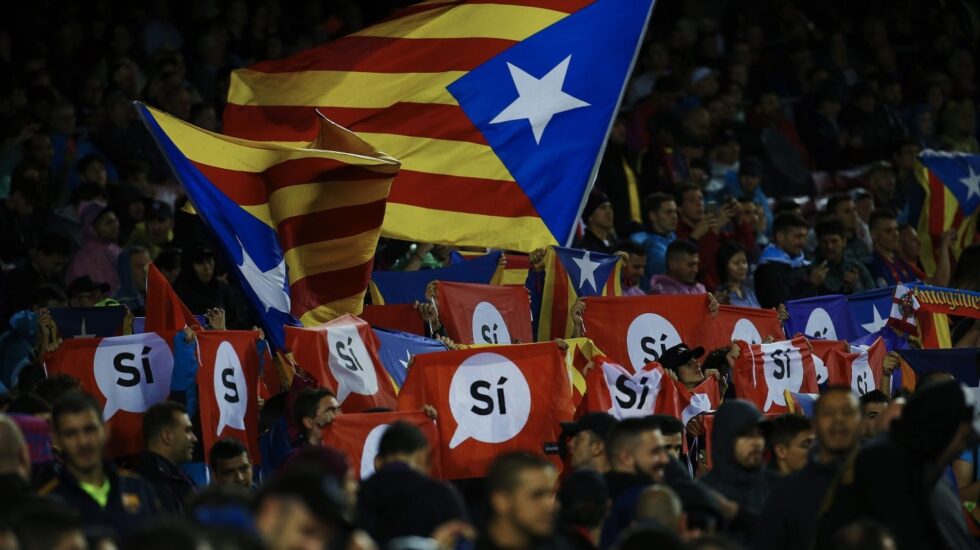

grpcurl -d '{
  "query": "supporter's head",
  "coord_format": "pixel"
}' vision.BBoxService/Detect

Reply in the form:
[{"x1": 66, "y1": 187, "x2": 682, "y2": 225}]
[
  {"x1": 7, "y1": 174, "x2": 39, "y2": 216},
  {"x1": 616, "y1": 240, "x2": 647, "y2": 289},
  {"x1": 91, "y1": 206, "x2": 121, "y2": 242},
  {"x1": 188, "y1": 243, "x2": 216, "y2": 284},
  {"x1": 658, "y1": 343, "x2": 706, "y2": 390},
  {"x1": 766, "y1": 414, "x2": 813, "y2": 474},
  {"x1": 710, "y1": 400, "x2": 764, "y2": 473},
  {"x1": 32, "y1": 284, "x2": 67, "y2": 312},
  {"x1": 892, "y1": 140, "x2": 920, "y2": 172},
  {"x1": 125, "y1": 245, "x2": 152, "y2": 293},
  {"x1": 561, "y1": 412, "x2": 617, "y2": 472},
  {"x1": 665, "y1": 239, "x2": 699, "y2": 284},
  {"x1": 25, "y1": 133, "x2": 53, "y2": 167},
  {"x1": 11, "y1": 500, "x2": 86, "y2": 550},
  {"x1": 7, "y1": 392, "x2": 52, "y2": 421},
  {"x1": 738, "y1": 157, "x2": 763, "y2": 194},
  {"x1": 34, "y1": 374, "x2": 82, "y2": 408},
  {"x1": 209, "y1": 438, "x2": 253, "y2": 489},
  {"x1": 852, "y1": 190, "x2": 875, "y2": 224},
  {"x1": 689, "y1": 67, "x2": 718, "y2": 99},
  {"x1": 616, "y1": 526, "x2": 685, "y2": 550},
  {"x1": 294, "y1": 388, "x2": 340, "y2": 445},
  {"x1": 644, "y1": 192, "x2": 678, "y2": 234},
  {"x1": 606, "y1": 417, "x2": 670, "y2": 482},
  {"x1": 772, "y1": 213, "x2": 809, "y2": 257},
  {"x1": 0, "y1": 414, "x2": 30, "y2": 480},
  {"x1": 891, "y1": 379, "x2": 975, "y2": 464},
  {"x1": 486, "y1": 452, "x2": 558, "y2": 539},
  {"x1": 773, "y1": 198, "x2": 803, "y2": 219},
  {"x1": 859, "y1": 390, "x2": 890, "y2": 440},
  {"x1": 816, "y1": 218, "x2": 848, "y2": 263},
  {"x1": 634, "y1": 484, "x2": 684, "y2": 535},
  {"x1": 831, "y1": 519, "x2": 898, "y2": 550},
  {"x1": 78, "y1": 155, "x2": 108, "y2": 187},
  {"x1": 155, "y1": 247, "x2": 182, "y2": 282},
  {"x1": 826, "y1": 194, "x2": 858, "y2": 232},
  {"x1": 375, "y1": 421, "x2": 431, "y2": 475},
  {"x1": 869, "y1": 209, "x2": 899, "y2": 254},
  {"x1": 190, "y1": 103, "x2": 218, "y2": 132},
  {"x1": 282, "y1": 445, "x2": 357, "y2": 508},
  {"x1": 120, "y1": 158, "x2": 151, "y2": 189},
  {"x1": 30, "y1": 233, "x2": 71, "y2": 279},
  {"x1": 52, "y1": 392, "x2": 106, "y2": 476},
  {"x1": 648, "y1": 414, "x2": 684, "y2": 460},
  {"x1": 709, "y1": 130, "x2": 739, "y2": 165},
  {"x1": 558, "y1": 469, "x2": 609, "y2": 534},
  {"x1": 674, "y1": 184, "x2": 704, "y2": 224},
  {"x1": 67, "y1": 275, "x2": 110, "y2": 307},
  {"x1": 897, "y1": 223, "x2": 921, "y2": 264},
  {"x1": 688, "y1": 158, "x2": 711, "y2": 188},
  {"x1": 866, "y1": 161, "x2": 896, "y2": 200},
  {"x1": 583, "y1": 190, "x2": 614, "y2": 234},
  {"x1": 123, "y1": 518, "x2": 208, "y2": 550},
  {"x1": 188, "y1": 483, "x2": 263, "y2": 549},
  {"x1": 814, "y1": 81, "x2": 842, "y2": 119},
  {"x1": 716, "y1": 241, "x2": 749, "y2": 286},
  {"x1": 255, "y1": 467, "x2": 349, "y2": 550},
  {"x1": 146, "y1": 200, "x2": 174, "y2": 244},
  {"x1": 814, "y1": 387, "x2": 862, "y2": 457},
  {"x1": 143, "y1": 400, "x2": 198, "y2": 464}
]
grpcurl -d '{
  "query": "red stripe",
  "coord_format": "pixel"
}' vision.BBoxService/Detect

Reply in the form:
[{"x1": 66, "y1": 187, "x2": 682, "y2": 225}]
[
  {"x1": 223, "y1": 103, "x2": 488, "y2": 145},
  {"x1": 290, "y1": 261, "x2": 375, "y2": 316},
  {"x1": 389, "y1": 170, "x2": 539, "y2": 217},
  {"x1": 359, "y1": 0, "x2": 593, "y2": 27},
  {"x1": 277, "y1": 200, "x2": 387, "y2": 249},
  {"x1": 550, "y1": 256, "x2": 569, "y2": 338},
  {"x1": 927, "y1": 169, "x2": 946, "y2": 236}
]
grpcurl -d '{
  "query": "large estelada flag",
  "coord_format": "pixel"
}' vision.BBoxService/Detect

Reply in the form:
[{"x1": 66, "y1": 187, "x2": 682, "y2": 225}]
[
  {"x1": 845, "y1": 286, "x2": 893, "y2": 339},
  {"x1": 826, "y1": 336, "x2": 885, "y2": 397},
  {"x1": 43, "y1": 331, "x2": 180, "y2": 456},
  {"x1": 370, "y1": 251, "x2": 503, "y2": 305},
  {"x1": 397, "y1": 342, "x2": 572, "y2": 479},
  {"x1": 284, "y1": 314, "x2": 398, "y2": 412},
  {"x1": 696, "y1": 304, "x2": 784, "y2": 351},
  {"x1": 223, "y1": 0, "x2": 657, "y2": 252},
  {"x1": 581, "y1": 294, "x2": 708, "y2": 371},
  {"x1": 912, "y1": 151, "x2": 980, "y2": 275},
  {"x1": 436, "y1": 281, "x2": 532, "y2": 345},
  {"x1": 135, "y1": 103, "x2": 400, "y2": 350},
  {"x1": 323, "y1": 411, "x2": 442, "y2": 479},
  {"x1": 531, "y1": 246, "x2": 622, "y2": 341},
  {"x1": 195, "y1": 330, "x2": 261, "y2": 463},
  {"x1": 145, "y1": 263, "x2": 200, "y2": 332},
  {"x1": 733, "y1": 336, "x2": 819, "y2": 414},
  {"x1": 783, "y1": 294, "x2": 858, "y2": 342}
]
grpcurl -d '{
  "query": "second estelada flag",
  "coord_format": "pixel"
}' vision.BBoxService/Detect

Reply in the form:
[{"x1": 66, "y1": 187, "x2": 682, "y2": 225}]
[{"x1": 436, "y1": 281, "x2": 532, "y2": 345}]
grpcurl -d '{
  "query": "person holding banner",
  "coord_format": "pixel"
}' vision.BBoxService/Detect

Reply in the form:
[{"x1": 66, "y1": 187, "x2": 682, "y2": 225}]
[
  {"x1": 293, "y1": 388, "x2": 341, "y2": 448},
  {"x1": 754, "y1": 214, "x2": 825, "y2": 309}
]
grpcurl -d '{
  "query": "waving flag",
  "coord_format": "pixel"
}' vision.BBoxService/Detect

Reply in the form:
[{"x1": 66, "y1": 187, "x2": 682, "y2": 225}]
[
  {"x1": 223, "y1": 0, "x2": 656, "y2": 251},
  {"x1": 697, "y1": 305, "x2": 784, "y2": 351},
  {"x1": 369, "y1": 251, "x2": 502, "y2": 305},
  {"x1": 897, "y1": 348, "x2": 980, "y2": 391},
  {"x1": 783, "y1": 295, "x2": 857, "y2": 342},
  {"x1": 562, "y1": 337, "x2": 606, "y2": 409},
  {"x1": 808, "y1": 339, "x2": 848, "y2": 386},
  {"x1": 670, "y1": 377, "x2": 722, "y2": 426},
  {"x1": 323, "y1": 411, "x2": 442, "y2": 479},
  {"x1": 914, "y1": 151, "x2": 980, "y2": 274},
  {"x1": 145, "y1": 263, "x2": 200, "y2": 332},
  {"x1": 846, "y1": 286, "x2": 894, "y2": 338},
  {"x1": 372, "y1": 327, "x2": 448, "y2": 389},
  {"x1": 826, "y1": 337, "x2": 886, "y2": 396},
  {"x1": 48, "y1": 306, "x2": 127, "y2": 338},
  {"x1": 136, "y1": 103, "x2": 400, "y2": 350},
  {"x1": 531, "y1": 246, "x2": 623, "y2": 341},
  {"x1": 733, "y1": 336, "x2": 819, "y2": 413},
  {"x1": 579, "y1": 358, "x2": 673, "y2": 419},
  {"x1": 195, "y1": 330, "x2": 261, "y2": 463},
  {"x1": 436, "y1": 281, "x2": 532, "y2": 345}
]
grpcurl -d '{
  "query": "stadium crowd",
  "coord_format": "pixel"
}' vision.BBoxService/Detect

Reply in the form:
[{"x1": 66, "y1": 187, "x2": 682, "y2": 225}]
[{"x1": 1, "y1": 0, "x2": 980, "y2": 549}]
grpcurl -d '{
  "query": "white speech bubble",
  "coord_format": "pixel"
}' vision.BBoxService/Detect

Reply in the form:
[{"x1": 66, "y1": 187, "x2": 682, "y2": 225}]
[
  {"x1": 732, "y1": 318, "x2": 763, "y2": 345},
  {"x1": 447, "y1": 352, "x2": 531, "y2": 449},
  {"x1": 601, "y1": 361, "x2": 662, "y2": 419},
  {"x1": 626, "y1": 313, "x2": 682, "y2": 371},
  {"x1": 761, "y1": 342, "x2": 805, "y2": 411},
  {"x1": 360, "y1": 423, "x2": 389, "y2": 479},
  {"x1": 214, "y1": 341, "x2": 247, "y2": 435},
  {"x1": 682, "y1": 393, "x2": 714, "y2": 425},
  {"x1": 327, "y1": 324, "x2": 379, "y2": 403},
  {"x1": 471, "y1": 301, "x2": 511, "y2": 344},
  {"x1": 850, "y1": 351, "x2": 873, "y2": 396},
  {"x1": 94, "y1": 333, "x2": 174, "y2": 420},
  {"x1": 813, "y1": 354, "x2": 828, "y2": 385},
  {"x1": 804, "y1": 308, "x2": 838, "y2": 340}
]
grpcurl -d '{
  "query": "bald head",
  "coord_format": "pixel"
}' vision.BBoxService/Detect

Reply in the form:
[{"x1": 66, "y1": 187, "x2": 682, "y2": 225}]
[
  {"x1": 634, "y1": 484, "x2": 683, "y2": 533},
  {"x1": 0, "y1": 414, "x2": 30, "y2": 480}
]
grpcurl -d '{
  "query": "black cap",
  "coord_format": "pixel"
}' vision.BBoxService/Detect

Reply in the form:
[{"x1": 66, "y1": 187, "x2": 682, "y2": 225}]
[
  {"x1": 147, "y1": 200, "x2": 173, "y2": 220},
  {"x1": 67, "y1": 275, "x2": 110, "y2": 298},
  {"x1": 561, "y1": 412, "x2": 618, "y2": 440},
  {"x1": 658, "y1": 343, "x2": 705, "y2": 371},
  {"x1": 582, "y1": 190, "x2": 611, "y2": 221}
]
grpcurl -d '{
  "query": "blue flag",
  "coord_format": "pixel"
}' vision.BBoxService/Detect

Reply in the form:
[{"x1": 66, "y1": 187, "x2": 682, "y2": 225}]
[
  {"x1": 846, "y1": 286, "x2": 894, "y2": 337},
  {"x1": 898, "y1": 348, "x2": 980, "y2": 387},
  {"x1": 48, "y1": 307, "x2": 126, "y2": 338},
  {"x1": 783, "y1": 295, "x2": 857, "y2": 341},
  {"x1": 850, "y1": 327, "x2": 908, "y2": 352},
  {"x1": 370, "y1": 251, "x2": 502, "y2": 305},
  {"x1": 371, "y1": 328, "x2": 448, "y2": 388}
]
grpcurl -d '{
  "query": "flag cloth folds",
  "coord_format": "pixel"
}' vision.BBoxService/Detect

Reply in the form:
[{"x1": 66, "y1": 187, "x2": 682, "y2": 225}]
[
  {"x1": 323, "y1": 411, "x2": 442, "y2": 479},
  {"x1": 531, "y1": 246, "x2": 623, "y2": 341},
  {"x1": 696, "y1": 304, "x2": 784, "y2": 350},
  {"x1": 579, "y1": 358, "x2": 672, "y2": 420},
  {"x1": 223, "y1": 0, "x2": 657, "y2": 251},
  {"x1": 806, "y1": 338, "x2": 848, "y2": 386},
  {"x1": 135, "y1": 103, "x2": 400, "y2": 350},
  {"x1": 826, "y1": 337, "x2": 886, "y2": 397},
  {"x1": 845, "y1": 286, "x2": 894, "y2": 338},
  {"x1": 48, "y1": 306, "x2": 127, "y2": 338},
  {"x1": 371, "y1": 327, "x2": 448, "y2": 389},
  {"x1": 783, "y1": 294, "x2": 857, "y2": 342},
  {"x1": 733, "y1": 336, "x2": 819, "y2": 414},
  {"x1": 436, "y1": 281, "x2": 532, "y2": 345},
  {"x1": 145, "y1": 263, "x2": 200, "y2": 332},
  {"x1": 369, "y1": 251, "x2": 503, "y2": 305},
  {"x1": 913, "y1": 150, "x2": 980, "y2": 274}
]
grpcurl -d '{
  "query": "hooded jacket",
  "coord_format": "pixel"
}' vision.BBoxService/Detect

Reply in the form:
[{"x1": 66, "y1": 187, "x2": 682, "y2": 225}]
[
  {"x1": 113, "y1": 245, "x2": 146, "y2": 314},
  {"x1": 65, "y1": 202, "x2": 121, "y2": 292}
]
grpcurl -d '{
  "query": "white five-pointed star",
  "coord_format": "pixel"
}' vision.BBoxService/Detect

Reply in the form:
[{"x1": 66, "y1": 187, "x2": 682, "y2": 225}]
[
  {"x1": 572, "y1": 251, "x2": 601, "y2": 292},
  {"x1": 860, "y1": 305, "x2": 887, "y2": 334},
  {"x1": 489, "y1": 55, "x2": 590, "y2": 144},
  {"x1": 237, "y1": 238, "x2": 291, "y2": 313},
  {"x1": 960, "y1": 164, "x2": 980, "y2": 200},
  {"x1": 398, "y1": 350, "x2": 413, "y2": 371}
]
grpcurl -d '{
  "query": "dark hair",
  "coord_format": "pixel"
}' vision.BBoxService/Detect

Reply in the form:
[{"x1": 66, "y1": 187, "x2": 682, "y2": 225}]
[
  {"x1": 77, "y1": 154, "x2": 105, "y2": 174},
  {"x1": 772, "y1": 213, "x2": 809, "y2": 235},
  {"x1": 643, "y1": 192, "x2": 675, "y2": 217},
  {"x1": 6, "y1": 392, "x2": 51, "y2": 416},
  {"x1": 617, "y1": 527, "x2": 685, "y2": 550},
  {"x1": 209, "y1": 437, "x2": 249, "y2": 465},
  {"x1": 122, "y1": 519, "x2": 205, "y2": 550},
  {"x1": 52, "y1": 391, "x2": 102, "y2": 430},
  {"x1": 868, "y1": 209, "x2": 896, "y2": 231},
  {"x1": 766, "y1": 414, "x2": 811, "y2": 451},
  {"x1": 701, "y1": 347, "x2": 733, "y2": 377},
  {"x1": 143, "y1": 401, "x2": 188, "y2": 443},
  {"x1": 814, "y1": 386, "x2": 856, "y2": 417},
  {"x1": 486, "y1": 452, "x2": 552, "y2": 497},
  {"x1": 859, "y1": 390, "x2": 890, "y2": 409},
  {"x1": 558, "y1": 470, "x2": 609, "y2": 530},
  {"x1": 32, "y1": 284, "x2": 67, "y2": 308},
  {"x1": 616, "y1": 239, "x2": 645, "y2": 256},
  {"x1": 34, "y1": 374, "x2": 83, "y2": 407},
  {"x1": 773, "y1": 199, "x2": 802, "y2": 216},
  {"x1": 606, "y1": 417, "x2": 656, "y2": 460},
  {"x1": 825, "y1": 194, "x2": 853, "y2": 215},
  {"x1": 293, "y1": 388, "x2": 336, "y2": 430},
  {"x1": 715, "y1": 242, "x2": 747, "y2": 284},
  {"x1": 34, "y1": 232, "x2": 72, "y2": 257},
  {"x1": 11, "y1": 500, "x2": 84, "y2": 550},
  {"x1": 665, "y1": 239, "x2": 698, "y2": 264},
  {"x1": 673, "y1": 183, "x2": 701, "y2": 205},
  {"x1": 377, "y1": 421, "x2": 429, "y2": 459},
  {"x1": 831, "y1": 519, "x2": 896, "y2": 550},
  {"x1": 816, "y1": 218, "x2": 847, "y2": 239},
  {"x1": 648, "y1": 414, "x2": 684, "y2": 437},
  {"x1": 119, "y1": 158, "x2": 150, "y2": 182},
  {"x1": 154, "y1": 247, "x2": 182, "y2": 272}
]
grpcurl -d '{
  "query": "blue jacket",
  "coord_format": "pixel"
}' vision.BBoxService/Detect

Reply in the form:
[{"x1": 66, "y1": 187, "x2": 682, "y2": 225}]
[
  {"x1": 724, "y1": 177, "x2": 773, "y2": 235},
  {"x1": 631, "y1": 230, "x2": 675, "y2": 291}
]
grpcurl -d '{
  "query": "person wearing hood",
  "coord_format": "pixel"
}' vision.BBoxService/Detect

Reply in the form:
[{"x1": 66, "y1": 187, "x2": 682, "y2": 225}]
[
  {"x1": 754, "y1": 213, "x2": 826, "y2": 309},
  {"x1": 65, "y1": 202, "x2": 122, "y2": 293},
  {"x1": 174, "y1": 242, "x2": 239, "y2": 327},
  {"x1": 113, "y1": 244, "x2": 151, "y2": 315},
  {"x1": 699, "y1": 399, "x2": 776, "y2": 540},
  {"x1": 816, "y1": 380, "x2": 980, "y2": 550}
]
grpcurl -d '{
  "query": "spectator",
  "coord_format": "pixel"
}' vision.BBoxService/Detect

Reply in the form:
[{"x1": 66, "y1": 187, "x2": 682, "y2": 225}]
[
  {"x1": 634, "y1": 484, "x2": 685, "y2": 536},
  {"x1": 114, "y1": 244, "x2": 152, "y2": 314},
  {"x1": 675, "y1": 183, "x2": 756, "y2": 290},
  {"x1": 154, "y1": 247, "x2": 182, "y2": 283},
  {"x1": 831, "y1": 520, "x2": 899, "y2": 550},
  {"x1": 658, "y1": 343, "x2": 716, "y2": 393},
  {"x1": 576, "y1": 190, "x2": 616, "y2": 254},
  {"x1": 648, "y1": 415, "x2": 685, "y2": 462},
  {"x1": 674, "y1": 184, "x2": 711, "y2": 244},
  {"x1": 867, "y1": 209, "x2": 925, "y2": 287},
  {"x1": 859, "y1": 390, "x2": 890, "y2": 440},
  {"x1": 815, "y1": 218, "x2": 875, "y2": 294},
  {"x1": 798, "y1": 81, "x2": 844, "y2": 171},
  {"x1": 173, "y1": 243, "x2": 240, "y2": 326},
  {"x1": 0, "y1": 414, "x2": 32, "y2": 519},
  {"x1": 825, "y1": 194, "x2": 872, "y2": 264},
  {"x1": 559, "y1": 469, "x2": 610, "y2": 550},
  {"x1": 66, "y1": 275, "x2": 109, "y2": 308},
  {"x1": 254, "y1": 467, "x2": 349, "y2": 550},
  {"x1": 616, "y1": 240, "x2": 648, "y2": 296},
  {"x1": 65, "y1": 203, "x2": 122, "y2": 293},
  {"x1": 725, "y1": 157, "x2": 772, "y2": 235},
  {"x1": 136, "y1": 401, "x2": 198, "y2": 516},
  {"x1": 208, "y1": 438, "x2": 254, "y2": 490},
  {"x1": 0, "y1": 175, "x2": 43, "y2": 266},
  {"x1": 765, "y1": 414, "x2": 813, "y2": 475},
  {"x1": 597, "y1": 117, "x2": 642, "y2": 237},
  {"x1": 130, "y1": 200, "x2": 174, "y2": 260},
  {"x1": 649, "y1": 240, "x2": 706, "y2": 295},
  {"x1": 864, "y1": 162, "x2": 907, "y2": 223},
  {"x1": 714, "y1": 242, "x2": 759, "y2": 307},
  {"x1": 1, "y1": 232, "x2": 71, "y2": 318},
  {"x1": 561, "y1": 412, "x2": 617, "y2": 474},
  {"x1": 605, "y1": 417, "x2": 670, "y2": 498},
  {"x1": 754, "y1": 214, "x2": 824, "y2": 309},
  {"x1": 631, "y1": 192, "x2": 677, "y2": 284},
  {"x1": 292, "y1": 388, "x2": 340, "y2": 447},
  {"x1": 10, "y1": 501, "x2": 87, "y2": 550},
  {"x1": 478, "y1": 452, "x2": 559, "y2": 550}
]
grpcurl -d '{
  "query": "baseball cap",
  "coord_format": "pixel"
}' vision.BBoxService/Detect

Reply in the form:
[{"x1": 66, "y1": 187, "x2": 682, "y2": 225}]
[
  {"x1": 658, "y1": 343, "x2": 705, "y2": 371},
  {"x1": 561, "y1": 412, "x2": 618, "y2": 440},
  {"x1": 147, "y1": 200, "x2": 173, "y2": 220},
  {"x1": 67, "y1": 275, "x2": 110, "y2": 298}
]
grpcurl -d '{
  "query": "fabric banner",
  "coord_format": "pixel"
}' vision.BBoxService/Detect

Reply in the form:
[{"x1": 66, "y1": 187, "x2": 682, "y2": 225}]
[
  {"x1": 371, "y1": 328, "x2": 448, "y2": 390},
  {"x1": 579, "y1": 358, "x2": 673, "y2": 419},
  {"x1": 808, "y1": 339, "x2": 849, "y2": 386},
  {"x1": 826, "y1": 337, "x2": 886, "y2": 396},
  {"x1": 322, "y1": 410, "x2": 442, "y2": 479},
  {"x1": 145, "y1": 263, "x2": 201, "y2": 332},
  {"x1": 783, "y1": 294, "x2": 858, "y2": 342},
  {"x1": 697, "y1": 305, "x2": 784, "y2": 351},
  {"x1": 436, "y1": 281, "x2": 533, "y2": 345},
  {"x1": 360, "y1": 304, "x2": 427, "y2": 336},
  {"x1": 530, "y1": 246, "x2": 622, "y2": 341},
  {"x1": 196, "y1": 330, "x2": 261, "y2": 463},
  {"x1": 49, "y1": 306, "x2": 127, "y2": 338},
  {"x1": 845, "y1": 286, "x2": 894, "y2": 338},
  {"x1": 370, "y1": 252, "x2": 502, "y2": 305},
  {"x1": 733, "y1": 336, "x2": 819, "y2": 414}
]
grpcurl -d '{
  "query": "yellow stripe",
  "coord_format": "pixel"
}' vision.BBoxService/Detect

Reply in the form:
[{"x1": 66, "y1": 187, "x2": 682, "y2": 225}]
[
  {"x1": 284, "y1": 229, "x2": 382, "y2": 285},
  {"x1": 299, "y1": 293, "x2": 366, "y2": 326},
  {"x1": 501, "y1": 268, "x2": 529, "y2": 286},
  {"x1": 228, "y1": 69, "x2": 462, "y2": 108},
  {"x1": 268, "y1": 178, "x2": 391, "y2": 221},
  {"x1": 357, "y1": 132, "x2": 513, "y2": 181},
  {"x1": 382, "y1": 202, "x2": 556, "y2": 253},
  {"x1": 536, "y1": 247, "x2": 558, "y2": 341},
  {"x1": 354, "y1": 4, "x2": 565, "y2": 41}
]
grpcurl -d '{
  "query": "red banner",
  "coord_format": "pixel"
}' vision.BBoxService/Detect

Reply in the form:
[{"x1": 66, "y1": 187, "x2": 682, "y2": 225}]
[
  {"x1": 196, "y1": 330, "x2": 261, "y2": 464},
  {"x1": 733, "y1": 336, "x2": 819, "y2": 414},
  {"x1": 579, "y1": 358, "x2": 674, "y2": 419},
  {"x1": 807, "y1": 339, "x2": 848, "y2": 386},
  {"x1": 323, "y1": 411, "x2": 443, "y2": 479},
  {"x1": 397, "y1": 343, "x2": 572, "y2": 479},
  {"x1": 436, "y1": 281, "x2": 533, "y2": 345},
  {"x1": 145, "y1": 263, "x2": 200, "y2": 332},
  {"x1": 696, "y1": 305, "x2": 784, "y2": 352},
  {"x1": 360, "y1": 304, "x2": 426, "y2": 336},
  {"x1": 285, "y1": 314, "x2": 397, "y2": 413},
  {"x1": 826, "y1": 336, "x2": 886, "y2": 396}
]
